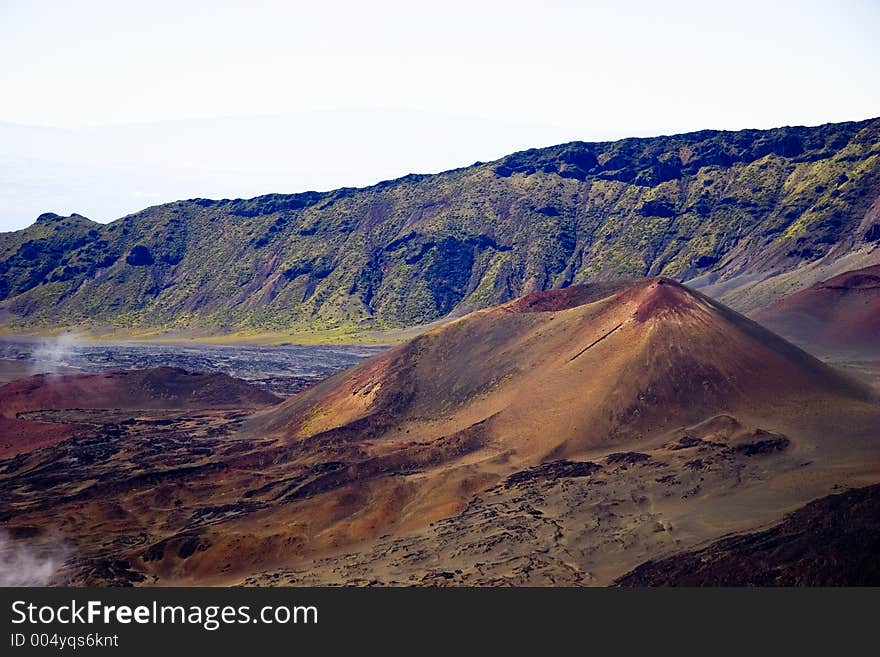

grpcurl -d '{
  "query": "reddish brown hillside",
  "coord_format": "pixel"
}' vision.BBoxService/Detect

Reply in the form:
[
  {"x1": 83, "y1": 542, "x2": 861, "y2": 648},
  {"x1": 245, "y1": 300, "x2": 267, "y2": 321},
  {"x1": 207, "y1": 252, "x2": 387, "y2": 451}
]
[
  {"x1": 0, "y1": 367, "x2": 280, "y2": 458},
  {"x1": 752, "y1": 264, "x2": 880, "y2": 355},
  {"x1": 0, "y1": 367, "x2": 280, "y2": 419}
]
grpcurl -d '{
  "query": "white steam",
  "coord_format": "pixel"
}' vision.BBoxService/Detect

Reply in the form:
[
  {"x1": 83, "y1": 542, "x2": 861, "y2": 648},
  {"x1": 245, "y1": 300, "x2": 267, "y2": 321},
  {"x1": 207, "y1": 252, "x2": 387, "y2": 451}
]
[
  {"x1": 0, "y1": 530, "x2": 69, "y2": 586},
  {"x1": 28, "y1": 332, "x2": 83, "y2": 375}
]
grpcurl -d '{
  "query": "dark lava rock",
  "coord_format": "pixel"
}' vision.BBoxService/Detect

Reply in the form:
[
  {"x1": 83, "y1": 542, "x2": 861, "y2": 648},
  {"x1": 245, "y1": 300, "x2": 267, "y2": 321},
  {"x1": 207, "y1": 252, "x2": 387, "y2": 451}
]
[
  {"x1": 6, "y1": 525, "x2": 42, "y2": 539},
  {"x1": 142, "y1": 533, "x2": 209, "y2": 563},
  {"x1": 505, "y1": 460, "x2": 602, "y2": 486},
  {"x1": 638, "y1": 199, "x2": 677, "y2": 218},
  {"x1": 536, "y1": 205, "x2": 561, "y2": 216},
  {"x1": 615, "y1": 484, "x2": 880, "y2": 586},
  {"x1": 669, "y1": 436, "x2": 705, "y2": 450},
  {"x1": 77, "y1": 558, "x2": 147, "y2": 587},
  {"x1": 561, "y1": 146, "x2": 598, "y2": 171},
  {"x1": 125, "y1": 244, "x2": 154, "y2": 266},
  {"x1": 694, "y1": 254, "x2": 718, "y2": 269},
  {"x1": 606, "y1": 452, "x2": 651, "y2": 465},
  {"x1": 728, "y1": 433, "x2": 790, "y2": 457},
  {"x1": 177, "y1": 535, "x2": 209, "y2": 559}
]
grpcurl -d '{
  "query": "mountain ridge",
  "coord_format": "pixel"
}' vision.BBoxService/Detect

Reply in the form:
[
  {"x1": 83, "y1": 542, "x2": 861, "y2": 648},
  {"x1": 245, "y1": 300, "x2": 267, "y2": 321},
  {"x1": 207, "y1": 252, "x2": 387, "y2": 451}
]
[{"x1": 2, "y1": 117, "x2": 879, "y2": 335}]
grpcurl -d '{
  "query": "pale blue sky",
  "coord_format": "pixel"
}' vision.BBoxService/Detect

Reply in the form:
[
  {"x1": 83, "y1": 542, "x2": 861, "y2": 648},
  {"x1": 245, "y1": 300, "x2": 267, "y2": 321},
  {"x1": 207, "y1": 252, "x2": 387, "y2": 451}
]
[{"x1": 1, "y1": 0, "x2": 878, "y2": 230}]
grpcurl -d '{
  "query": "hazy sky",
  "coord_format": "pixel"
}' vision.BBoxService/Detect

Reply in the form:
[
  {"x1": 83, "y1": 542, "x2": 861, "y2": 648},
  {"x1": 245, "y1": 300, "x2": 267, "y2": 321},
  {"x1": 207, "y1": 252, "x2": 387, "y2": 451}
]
[{"x1": 1, "y1": 0, "x2": 878, "y2": 230}]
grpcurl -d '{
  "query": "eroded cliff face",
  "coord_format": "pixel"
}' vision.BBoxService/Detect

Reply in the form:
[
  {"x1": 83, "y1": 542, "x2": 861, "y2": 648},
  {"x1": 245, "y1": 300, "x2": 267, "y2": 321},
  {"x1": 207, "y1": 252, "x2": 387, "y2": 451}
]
[{"x1": 2, "y1": 118, "x2": 879, "y2": 334}]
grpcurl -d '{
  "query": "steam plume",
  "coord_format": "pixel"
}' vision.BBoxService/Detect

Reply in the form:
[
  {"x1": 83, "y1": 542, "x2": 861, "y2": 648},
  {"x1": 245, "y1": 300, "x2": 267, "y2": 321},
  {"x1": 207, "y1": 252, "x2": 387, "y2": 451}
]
[{"x1": 0, "y1": 530, "x2": 69, "y2": 586}]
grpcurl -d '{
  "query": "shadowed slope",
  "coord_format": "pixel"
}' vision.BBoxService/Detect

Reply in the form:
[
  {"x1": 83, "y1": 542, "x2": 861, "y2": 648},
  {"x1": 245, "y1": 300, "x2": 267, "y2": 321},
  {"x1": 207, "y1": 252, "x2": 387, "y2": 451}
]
[
  {"x1": 616, "y1": 483, "x2": 880, "y2": 586},
  {"x1": 752, "y1": 264, "x2": 880, "y2": 355}
]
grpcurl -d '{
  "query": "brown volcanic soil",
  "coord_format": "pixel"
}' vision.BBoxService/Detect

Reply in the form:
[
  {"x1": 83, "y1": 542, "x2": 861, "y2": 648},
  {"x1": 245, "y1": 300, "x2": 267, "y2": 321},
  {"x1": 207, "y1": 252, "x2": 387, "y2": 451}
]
[
  {"x1": 0, "y1": 417, "x2": 88, "y2": 458},
  {"x1": 615, "y1": 483, "x2": 880, "y2": 586},
  {"x1": 752, "y1": 264, "x2": 880, "y2": 356},
  {"x1": 1, "y1": 279, "x2": 879, "y2": 586},
  {"x1": 0, "y1": 367, "x2": 279, "y2": 458},
  {"x1": 0, "y1": 367, "x2": 280, "y2": 418},
  {"x1": 507, "y1": 280, "x2": 634, "y2": 313},
  {"x1": 251, "y1": 277, "x2": 869, "y2": 462}
]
